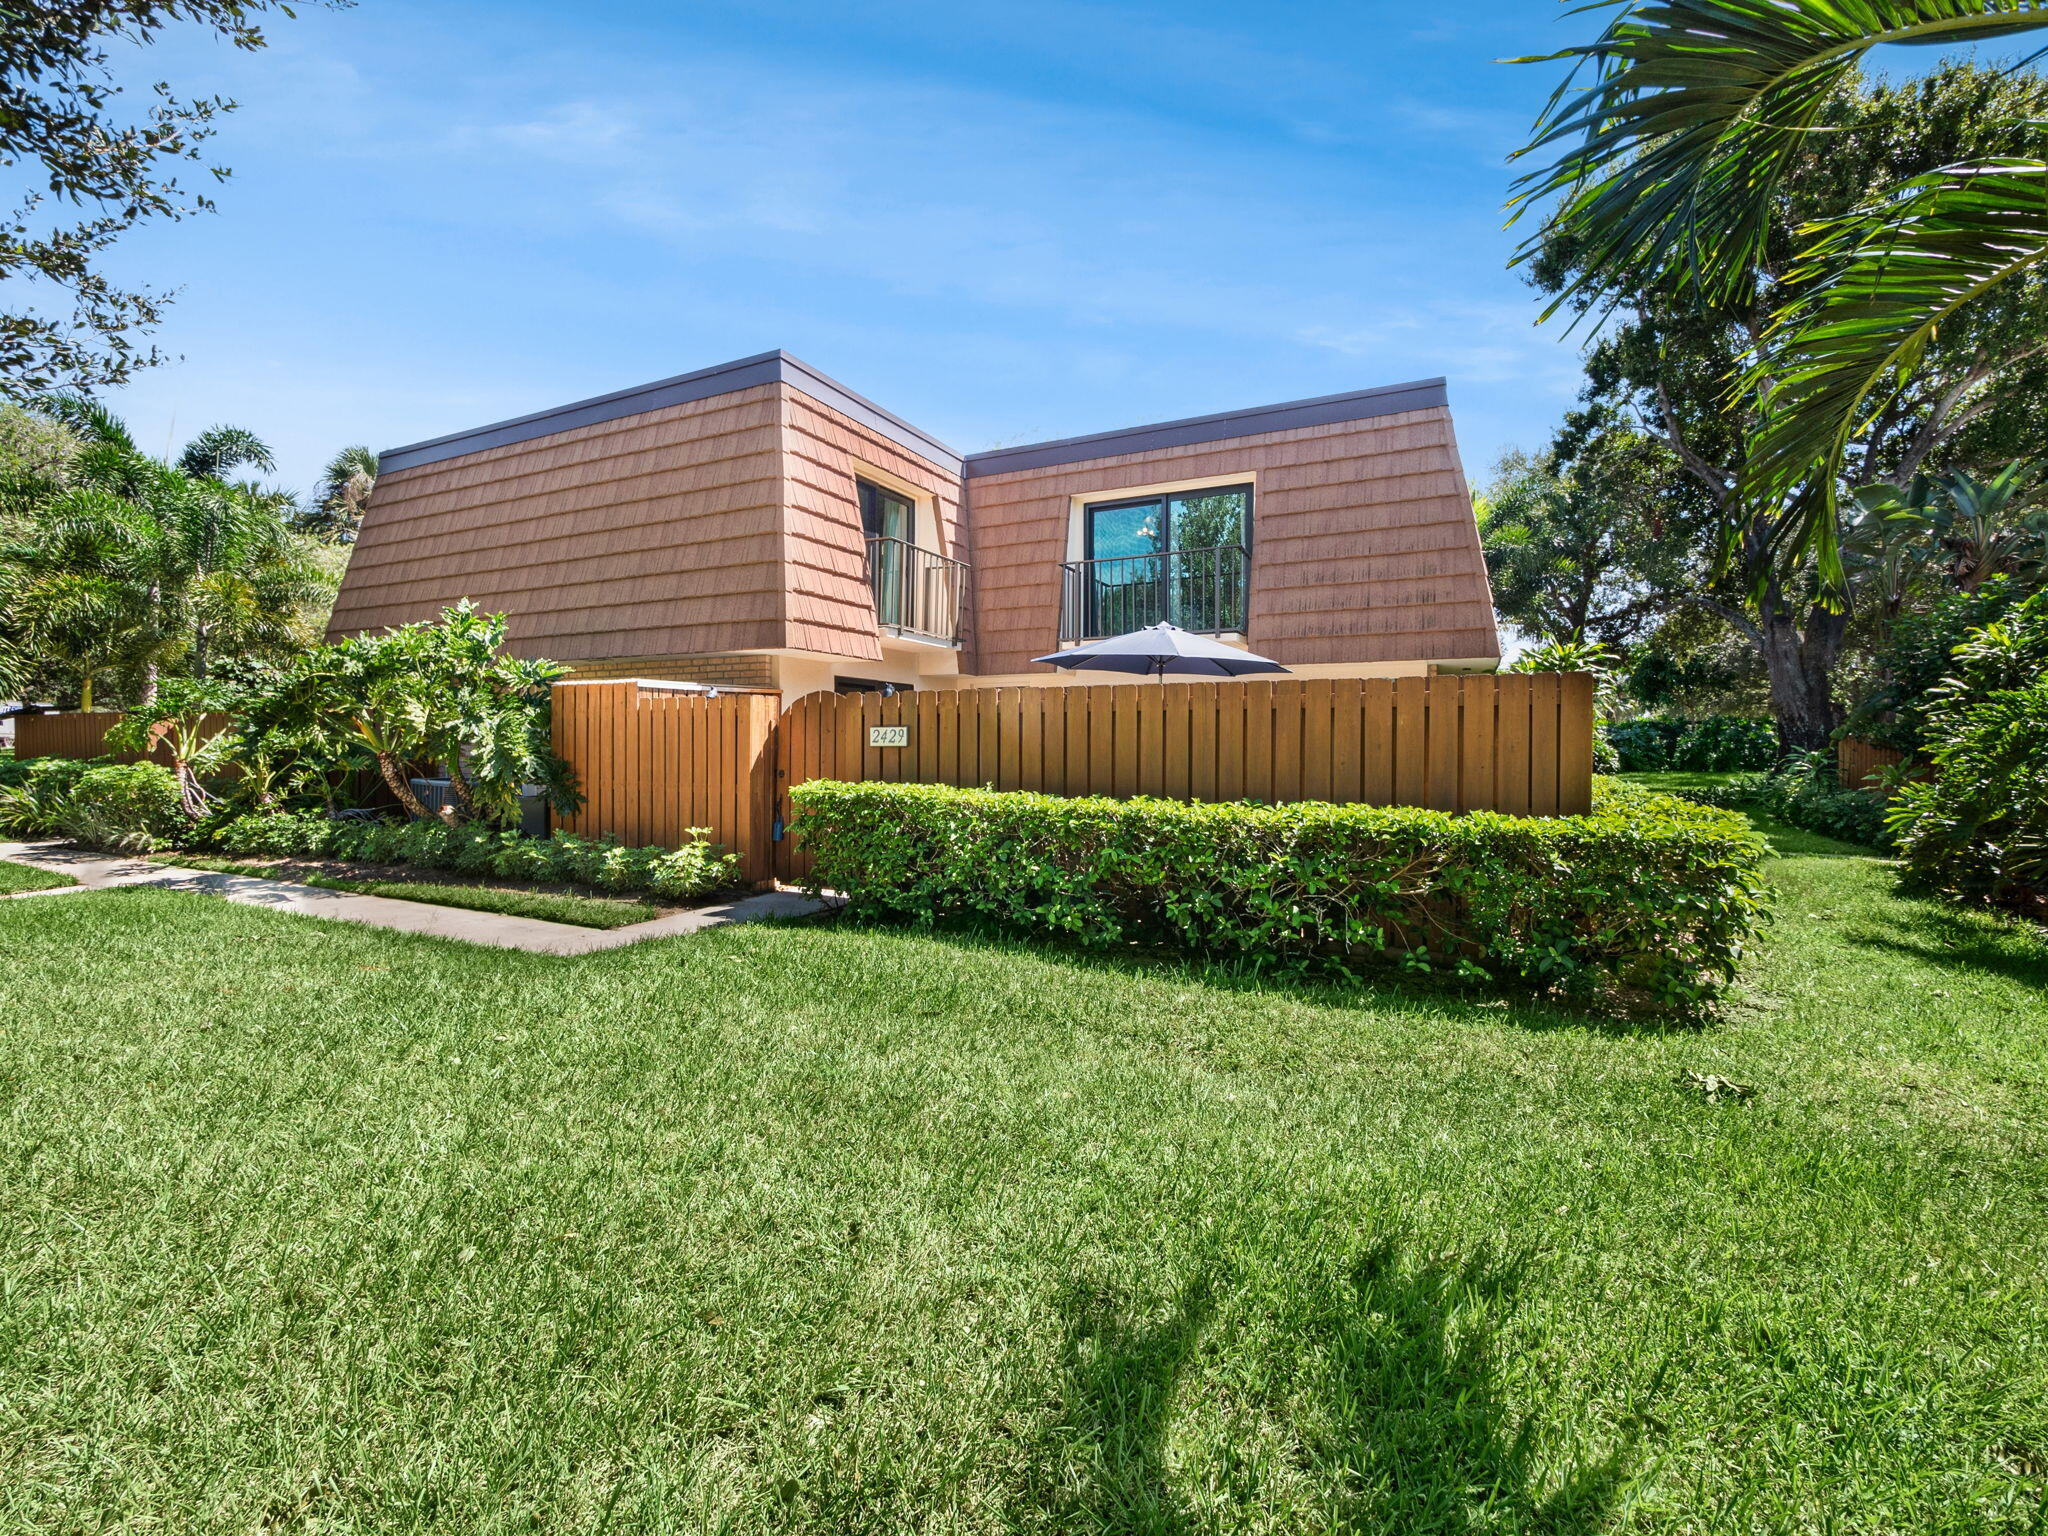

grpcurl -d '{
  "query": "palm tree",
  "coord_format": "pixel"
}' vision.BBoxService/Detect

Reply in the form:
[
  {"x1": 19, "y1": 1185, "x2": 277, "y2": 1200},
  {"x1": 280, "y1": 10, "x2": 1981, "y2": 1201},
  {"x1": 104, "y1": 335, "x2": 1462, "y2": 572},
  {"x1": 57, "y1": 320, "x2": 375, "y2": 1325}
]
[
  {"x1": 4, "y1": 400, "x2": 336, "y2": 705},
  {"x1": 1511, "y1": 0, "x2": 2048, "y2": 587},
  {"x1": 0, "y1": 506, "x2": 147, "y2": 709},
  {"x1": 297, "y1": 445, "x2": 377, "y2": 543}
]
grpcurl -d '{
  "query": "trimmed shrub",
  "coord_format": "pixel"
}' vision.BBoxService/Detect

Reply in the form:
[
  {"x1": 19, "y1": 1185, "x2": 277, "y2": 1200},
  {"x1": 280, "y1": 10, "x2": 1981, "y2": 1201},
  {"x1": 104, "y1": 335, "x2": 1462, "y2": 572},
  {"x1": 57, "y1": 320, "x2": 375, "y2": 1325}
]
[
  {"x1": 790, "y1": 778, "x2": 1768, "y2": 1010},
  {"x1": 208, "y1": 811, "x2": 738, "y2": 901},
  {"x1": 1606, "y1": 715, "x2": 1775, "y2": 773},
  {"x1": 58, "y1": 762, "x2": 184, "y2": 851}
]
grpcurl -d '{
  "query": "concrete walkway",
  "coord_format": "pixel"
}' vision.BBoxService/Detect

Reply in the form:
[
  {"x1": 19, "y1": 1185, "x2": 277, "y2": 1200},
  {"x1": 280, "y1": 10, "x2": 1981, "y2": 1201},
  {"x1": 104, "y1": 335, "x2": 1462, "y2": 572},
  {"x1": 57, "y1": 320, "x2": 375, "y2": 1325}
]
[{"x1": 0, "y1": 841, "x2": 828, "y2": 955}]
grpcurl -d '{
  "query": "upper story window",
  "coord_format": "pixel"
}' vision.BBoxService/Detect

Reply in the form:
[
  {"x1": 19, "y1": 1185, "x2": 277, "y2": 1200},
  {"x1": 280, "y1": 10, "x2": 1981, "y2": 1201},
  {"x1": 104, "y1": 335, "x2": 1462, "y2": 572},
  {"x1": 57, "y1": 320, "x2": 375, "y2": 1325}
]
[
  {"x1": 1084, "y1": 483, "x2": 1251, "y2": 562},
  {"x1": 1069, "y1": 483, "x2": 1253, "y2": 639},
  {"x1": 859, "y1": 479, "x2": 915, "y2": 545}
]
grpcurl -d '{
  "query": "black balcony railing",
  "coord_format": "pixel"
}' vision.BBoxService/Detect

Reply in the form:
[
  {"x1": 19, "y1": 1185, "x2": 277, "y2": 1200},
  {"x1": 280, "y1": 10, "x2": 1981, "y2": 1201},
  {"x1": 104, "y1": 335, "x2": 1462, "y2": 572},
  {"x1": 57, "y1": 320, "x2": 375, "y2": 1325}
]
[
  {"x1": 867, "y1": 536, "x2": 967, "y2": 645},
  {"x1": 1059, "y1": 544, "x2": 1249, "y2": 642}
]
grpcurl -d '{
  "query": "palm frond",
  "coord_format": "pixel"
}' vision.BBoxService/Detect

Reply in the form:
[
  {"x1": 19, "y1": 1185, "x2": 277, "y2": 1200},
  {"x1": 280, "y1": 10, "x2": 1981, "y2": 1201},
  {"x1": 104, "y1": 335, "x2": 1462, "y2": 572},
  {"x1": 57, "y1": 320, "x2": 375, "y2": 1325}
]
[
  {"x1": 1744, "y1": 159, "x2": 2048, "y2": 583},
  {"x1": 178, "y1": 425, "x2": 276, "y2": 481},
  {"x1": 29, "y1": 394, "x2": 136, "y2": 451},
  {"x1": 1510, "y1": 0, "x2": 2048, "y2": 311}
]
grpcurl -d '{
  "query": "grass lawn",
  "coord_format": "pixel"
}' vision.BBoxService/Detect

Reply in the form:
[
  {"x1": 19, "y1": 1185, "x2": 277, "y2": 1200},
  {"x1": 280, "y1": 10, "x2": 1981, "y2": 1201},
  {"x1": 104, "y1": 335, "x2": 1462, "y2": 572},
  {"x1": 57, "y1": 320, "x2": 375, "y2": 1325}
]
[
  {"x1": 0, "y1": 856, "x2": 75, "y2": 895},
  {"x1": 2, "y1": 826, "x2": 2045, "y2": 1531},
  {"x1": 1615, "y1": 770, "x2": 1749, "y2": 794},
  {"x1": 152, "y1": 853, "x2": 666, "y2": 929}
]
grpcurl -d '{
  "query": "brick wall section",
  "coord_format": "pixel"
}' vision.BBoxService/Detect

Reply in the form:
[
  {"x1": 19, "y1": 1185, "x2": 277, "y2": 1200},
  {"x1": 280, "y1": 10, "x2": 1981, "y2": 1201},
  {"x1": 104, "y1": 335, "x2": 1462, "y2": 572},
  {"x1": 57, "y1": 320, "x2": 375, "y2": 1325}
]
[
  {"x1": 777, "y1": 386, "x2": 965, "y2": 660},
  {"x1": 327, "y1": 386, "x2": 787, "y2": 661},
  {"x1": 963, "y1": 405, "x2": 1499, "y2": 675},
  {"x1": 560, "y1": 653, "x2": 777, "y2": 688}
]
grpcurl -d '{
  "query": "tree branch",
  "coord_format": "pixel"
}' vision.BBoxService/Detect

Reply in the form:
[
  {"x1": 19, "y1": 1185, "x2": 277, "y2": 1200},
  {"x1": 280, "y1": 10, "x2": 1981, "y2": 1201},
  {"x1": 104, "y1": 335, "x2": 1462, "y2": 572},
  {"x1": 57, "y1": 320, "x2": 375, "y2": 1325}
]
[
  {"x1": 1669, "y1": 592, "x2": 1765, "y2": 650},
  {"x1": 1648, "y1": 382, "x2": 1732, "y2": 508},
  {"x1": 1893, "y1": 342, "x2": 2048, "y2": 481}
]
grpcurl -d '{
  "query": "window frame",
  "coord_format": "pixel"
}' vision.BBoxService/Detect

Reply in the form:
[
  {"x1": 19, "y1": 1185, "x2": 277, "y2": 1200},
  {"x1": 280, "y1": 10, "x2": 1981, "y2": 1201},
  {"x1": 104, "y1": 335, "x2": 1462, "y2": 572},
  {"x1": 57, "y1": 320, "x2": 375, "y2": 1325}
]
[
  {"x1": 857, "y1": 478, "x2": 917, "y2": 546},
  {"x1": 1082, "y1": 482, "x2": 1253, "y2": 562}
]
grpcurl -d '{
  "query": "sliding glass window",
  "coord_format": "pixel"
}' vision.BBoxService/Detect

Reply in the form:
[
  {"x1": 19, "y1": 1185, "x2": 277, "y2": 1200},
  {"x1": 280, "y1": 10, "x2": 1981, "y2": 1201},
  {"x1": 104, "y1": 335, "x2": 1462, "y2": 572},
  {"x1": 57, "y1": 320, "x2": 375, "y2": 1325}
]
[
  {"x1": 859, "y1": 480, "x2": 916, "y2": 630},
  {"x1": 1079, "y1": 484, "x2": 1250, "y2": 636}
]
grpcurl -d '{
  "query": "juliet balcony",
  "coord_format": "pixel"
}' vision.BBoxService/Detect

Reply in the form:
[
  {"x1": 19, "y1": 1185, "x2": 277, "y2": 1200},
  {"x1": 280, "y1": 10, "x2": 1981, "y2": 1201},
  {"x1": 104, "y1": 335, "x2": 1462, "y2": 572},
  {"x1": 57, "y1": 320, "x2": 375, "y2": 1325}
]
[
  {"x1": 866, "y1": 535, "x2": 969, "y2": 647},
  {"x1": 1058, "y1": 544, "x2": 1250, "y2": 643}
]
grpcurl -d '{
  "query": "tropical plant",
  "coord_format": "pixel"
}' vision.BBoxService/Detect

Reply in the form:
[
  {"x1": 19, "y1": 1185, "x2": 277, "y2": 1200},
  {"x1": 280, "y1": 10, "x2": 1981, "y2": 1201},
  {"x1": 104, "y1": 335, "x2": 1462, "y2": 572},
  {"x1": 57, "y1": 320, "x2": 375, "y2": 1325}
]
[
  {"x1": 242, "y1": 603, "x2": 578, "y2": 824},
  {"x1": 1514, "y1": 54, "x2": 2048, "y2": 748},
  {"x1": 1846, "y1": 576, "x2": 2032, "y2": 751},
  {"x1": 295, "y1": 445, "x2": 378, "y2": 544},
  {"x1": 106, "y1": 677, "x2": 236, "y2": 821},
  {"x1": 1889, "y1": 589, "x2": 2048, "y2": 908},
  {"x1": 1851, "y1": 462, "x2": 2048, "y2": 606},
  {"x1": 1513, "y1": 0, "x2": 2048, "y2": 589},
  {"x1": 0, "y1": 755, "x2": 96, "y2": 836},
  {"x1": 0, "y1": 399, "x2": 337, "y2": 705}
]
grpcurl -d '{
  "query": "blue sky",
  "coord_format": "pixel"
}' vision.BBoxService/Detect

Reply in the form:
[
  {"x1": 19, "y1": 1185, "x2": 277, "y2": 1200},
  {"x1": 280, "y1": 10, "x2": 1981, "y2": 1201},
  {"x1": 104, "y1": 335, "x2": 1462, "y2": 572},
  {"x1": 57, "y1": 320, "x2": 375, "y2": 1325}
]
[{"x1": 93, "y1": 1, "x2": 1598, "y2": 496}]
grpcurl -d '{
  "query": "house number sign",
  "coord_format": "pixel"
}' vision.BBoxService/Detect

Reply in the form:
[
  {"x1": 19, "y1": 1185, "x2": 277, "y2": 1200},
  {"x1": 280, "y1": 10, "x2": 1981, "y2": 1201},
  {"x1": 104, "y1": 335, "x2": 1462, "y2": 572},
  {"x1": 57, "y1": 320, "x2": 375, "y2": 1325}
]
[{"x1": 868, "y1": 725, "x2": 910, "y2": 748}]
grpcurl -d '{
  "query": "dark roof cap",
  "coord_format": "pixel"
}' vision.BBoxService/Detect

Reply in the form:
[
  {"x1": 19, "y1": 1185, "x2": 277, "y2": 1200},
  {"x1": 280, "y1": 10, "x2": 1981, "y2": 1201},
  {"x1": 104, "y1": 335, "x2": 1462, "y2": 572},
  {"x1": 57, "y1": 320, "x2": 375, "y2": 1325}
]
[
  {"x1": 961, "y1": 377, "x2": 1448, "y2": 478},
  {"x1": 380, "y1": 351, "x2": 962, "y2": 475}
]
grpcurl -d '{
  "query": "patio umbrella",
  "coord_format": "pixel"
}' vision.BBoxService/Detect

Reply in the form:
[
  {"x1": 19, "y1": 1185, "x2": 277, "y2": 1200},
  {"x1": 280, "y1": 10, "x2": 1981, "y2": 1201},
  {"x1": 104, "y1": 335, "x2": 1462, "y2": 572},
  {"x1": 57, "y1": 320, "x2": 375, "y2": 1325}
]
[{"x1": 1031, "y1": 623, "x2": 1290, "y2": 681}]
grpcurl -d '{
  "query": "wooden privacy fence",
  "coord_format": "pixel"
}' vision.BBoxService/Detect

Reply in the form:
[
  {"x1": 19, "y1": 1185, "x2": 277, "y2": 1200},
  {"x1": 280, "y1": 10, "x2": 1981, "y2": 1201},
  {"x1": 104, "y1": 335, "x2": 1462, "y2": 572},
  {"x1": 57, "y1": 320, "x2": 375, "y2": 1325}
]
[
  {"x1": 551, "y1": 675, "x2": 1595, "y2": 888},
  {"x1": 771, "y1": 675, "x2": 1594, "y2": 881},
  {"x1": 551, "y1": 681, "x2": 782, "y2": 883},
  {"x1": 13, "y1": 710, "x2": 233, "y2": 764},
  {"x1": 1837, "y1": 736, "x2": 1906, "y2": 791}
]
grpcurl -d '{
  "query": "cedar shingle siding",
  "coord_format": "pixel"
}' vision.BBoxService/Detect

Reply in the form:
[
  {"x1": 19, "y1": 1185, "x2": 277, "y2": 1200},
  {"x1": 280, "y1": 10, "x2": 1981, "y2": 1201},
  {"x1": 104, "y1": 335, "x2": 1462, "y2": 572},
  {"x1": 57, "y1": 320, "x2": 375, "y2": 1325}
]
[
  {"x1": 330, "y1": 386, "x2": 788, "y2": 661},
  {"x1": 329, "y1": 355, "x2": 1500, "y2": 680},
  {"x1": 778, "y1": 389, "x2": 964, "y2": 661},
  {"x1": 963, "y1": 405, "x2": 1495, "y2": 676}
]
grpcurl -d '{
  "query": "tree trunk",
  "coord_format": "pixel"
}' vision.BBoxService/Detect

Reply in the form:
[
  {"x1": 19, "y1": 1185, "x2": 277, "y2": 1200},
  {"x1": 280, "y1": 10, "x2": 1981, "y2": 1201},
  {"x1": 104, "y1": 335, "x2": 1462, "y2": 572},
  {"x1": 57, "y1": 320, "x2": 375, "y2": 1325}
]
[
  {"x1": 1756, "y1": 584, "x2": 1846, "y2": 754},
  {"x1": 137, "y1": 661, "x2": 158, "y2": 709},
  {"x1": 79, "y1": 673, "x2": 94, "y2": 712},
  {"x1": 443, "y1": 767, "x2": 477, "y2": 824},
  {"x1": 376, "y1": 753, "x2": 432, "y2": 819}
]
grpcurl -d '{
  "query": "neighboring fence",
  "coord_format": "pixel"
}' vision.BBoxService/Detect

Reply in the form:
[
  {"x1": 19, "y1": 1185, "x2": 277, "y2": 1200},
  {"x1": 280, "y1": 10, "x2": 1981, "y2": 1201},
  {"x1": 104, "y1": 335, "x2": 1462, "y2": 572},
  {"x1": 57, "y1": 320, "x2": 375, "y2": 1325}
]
[
  {"x1": 12, "y1": 710, "x2": 233, "y2": 764},
  {"x1": 551, "y1": 681, "x2": 782, "y2": 883},
  {"x1": 1838, "y1": 736, "x2": 1906, "y2": 791},
  {"x1": 770, "y1": 675, "x2": 1594, "y2": 881}
]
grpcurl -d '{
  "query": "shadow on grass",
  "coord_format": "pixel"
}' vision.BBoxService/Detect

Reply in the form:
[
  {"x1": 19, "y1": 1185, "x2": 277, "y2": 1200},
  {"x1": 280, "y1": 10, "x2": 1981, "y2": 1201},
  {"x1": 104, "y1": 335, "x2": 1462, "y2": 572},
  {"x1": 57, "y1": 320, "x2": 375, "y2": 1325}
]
[
  {"x1": 1841, "y1": 894, "x2": 2048, "y2": 993},
  {"x1": 789, "y1": 910, "x2": 1694, "y2": 1038},
  {"x1": 1052, "y1": 1244, "x2": 1627, "y2": 1533},
  {"x1": 1744, "y1": 815, "x2": 1881, "y2": 860}
]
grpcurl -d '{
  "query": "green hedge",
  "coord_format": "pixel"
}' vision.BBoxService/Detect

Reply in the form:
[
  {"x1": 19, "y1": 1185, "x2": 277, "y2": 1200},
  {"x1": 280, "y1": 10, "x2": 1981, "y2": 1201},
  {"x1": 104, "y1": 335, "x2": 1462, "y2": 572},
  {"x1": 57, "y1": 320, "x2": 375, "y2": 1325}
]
[
  {"x1": 210, "y1": 812, "x2": 738, "y2": 901},
  {"x1": 790, "y1": 778, "x2": 1768, "y2": 1010},
  {"x1": 1606, "y1": 715, "x2": 1776, "y2": 773}
]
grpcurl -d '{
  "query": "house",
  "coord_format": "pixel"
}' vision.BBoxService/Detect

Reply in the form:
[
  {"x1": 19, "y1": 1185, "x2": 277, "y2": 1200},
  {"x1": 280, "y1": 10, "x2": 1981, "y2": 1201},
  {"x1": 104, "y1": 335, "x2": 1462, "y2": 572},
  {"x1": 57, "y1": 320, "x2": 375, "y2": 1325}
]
[{"x1": 326, "y1": 351, "x2": 1500, "y2": 696}]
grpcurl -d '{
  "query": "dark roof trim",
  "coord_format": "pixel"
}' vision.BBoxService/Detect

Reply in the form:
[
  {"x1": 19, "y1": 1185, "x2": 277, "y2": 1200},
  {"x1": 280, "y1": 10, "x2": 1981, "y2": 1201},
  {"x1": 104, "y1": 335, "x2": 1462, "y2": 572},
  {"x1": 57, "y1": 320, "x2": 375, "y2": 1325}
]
[
  {"x1": 379, "y1": 350, "x2": 964, "y2": 476},
  {"x1": 960, "y1": 377, "x2": 1448, "y2": 478}
]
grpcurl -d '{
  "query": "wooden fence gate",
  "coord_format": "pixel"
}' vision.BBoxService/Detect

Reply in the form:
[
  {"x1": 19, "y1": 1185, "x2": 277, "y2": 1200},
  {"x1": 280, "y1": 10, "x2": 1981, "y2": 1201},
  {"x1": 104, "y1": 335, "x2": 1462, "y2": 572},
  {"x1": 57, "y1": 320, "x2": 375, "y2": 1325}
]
[
  {"x1": 769, "y1": 675, "x2": 1594, "y2": 882},
  {"x1": 551, "y1": 681, "x2": 782, "y2": 883}
]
